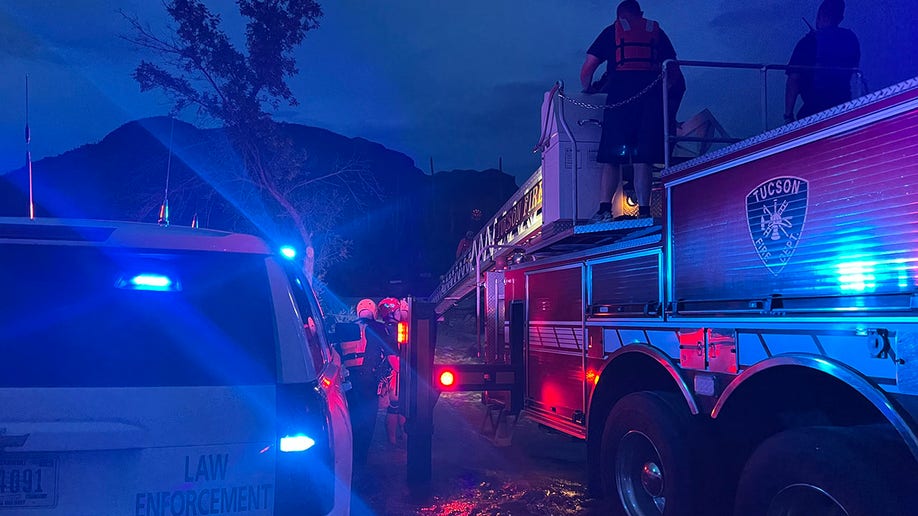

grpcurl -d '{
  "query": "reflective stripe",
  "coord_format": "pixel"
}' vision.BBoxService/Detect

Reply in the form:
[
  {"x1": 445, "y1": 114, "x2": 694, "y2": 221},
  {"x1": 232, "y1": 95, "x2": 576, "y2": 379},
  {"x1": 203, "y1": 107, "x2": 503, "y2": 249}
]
[
  {"x1": 340, "y1": 324, "x2": 368, "y2": 367},
  {"x1": 614, "y1": 17, "x2": 660, "y2": 71}
]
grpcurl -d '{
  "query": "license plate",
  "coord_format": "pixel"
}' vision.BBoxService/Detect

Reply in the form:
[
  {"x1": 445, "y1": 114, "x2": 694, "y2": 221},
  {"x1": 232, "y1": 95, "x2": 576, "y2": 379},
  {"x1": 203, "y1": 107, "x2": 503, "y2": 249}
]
[{"x1": 0, "y1": 457, "x2": 56, "y2": 509}]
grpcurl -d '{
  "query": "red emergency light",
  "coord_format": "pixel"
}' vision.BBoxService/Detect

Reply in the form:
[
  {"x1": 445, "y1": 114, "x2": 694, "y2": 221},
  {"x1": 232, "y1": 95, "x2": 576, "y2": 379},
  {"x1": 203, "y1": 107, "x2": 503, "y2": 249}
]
[
  {"x1": 397, "y1": 321, "x2": 408, "y2": 344},
  {"x1": 433, "y1": 364, "x2": 519, "y2": 392},
  {"x1": 437, "y1": 370, "x2": 456, "y2": 389}
]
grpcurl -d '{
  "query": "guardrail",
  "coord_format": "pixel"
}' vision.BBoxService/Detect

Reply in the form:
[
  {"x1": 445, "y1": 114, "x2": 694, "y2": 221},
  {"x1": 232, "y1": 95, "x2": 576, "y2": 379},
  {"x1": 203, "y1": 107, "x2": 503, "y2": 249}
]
[{"x1": 663, "y1": 59, "x2": 864, "y2": 167}]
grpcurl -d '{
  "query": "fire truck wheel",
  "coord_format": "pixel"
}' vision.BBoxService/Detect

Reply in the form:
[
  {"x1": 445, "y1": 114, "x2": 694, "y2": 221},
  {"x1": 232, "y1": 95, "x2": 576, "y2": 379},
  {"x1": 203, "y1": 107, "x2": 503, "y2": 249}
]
[
  {"x1": 600, "y1": 391, "x2": 701, "y2": 516},
  {"x1": 733, "y1": 425, "x2": 918, "y2": 516}
]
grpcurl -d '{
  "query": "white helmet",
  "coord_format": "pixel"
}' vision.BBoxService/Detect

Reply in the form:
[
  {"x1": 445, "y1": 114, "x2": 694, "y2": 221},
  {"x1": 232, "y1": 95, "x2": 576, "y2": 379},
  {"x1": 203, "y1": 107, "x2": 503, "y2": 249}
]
[{"x1": 356, "y1": 298, "x2": 377, "y2": 320}]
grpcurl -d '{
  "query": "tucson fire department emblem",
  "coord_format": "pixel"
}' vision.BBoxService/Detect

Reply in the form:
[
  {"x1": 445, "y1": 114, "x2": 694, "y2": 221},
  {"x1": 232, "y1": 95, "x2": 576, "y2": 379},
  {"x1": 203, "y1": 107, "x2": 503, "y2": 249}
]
[{"x1": 746, "y1": 176, "x2": 808, "y2": 275}]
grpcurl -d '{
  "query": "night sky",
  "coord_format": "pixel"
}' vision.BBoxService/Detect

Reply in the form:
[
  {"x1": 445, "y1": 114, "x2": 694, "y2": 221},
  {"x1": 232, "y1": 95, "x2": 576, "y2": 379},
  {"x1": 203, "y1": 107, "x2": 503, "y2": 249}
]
[{"x1": 1, "y1": 0, "x2": 916, "y2": 184}]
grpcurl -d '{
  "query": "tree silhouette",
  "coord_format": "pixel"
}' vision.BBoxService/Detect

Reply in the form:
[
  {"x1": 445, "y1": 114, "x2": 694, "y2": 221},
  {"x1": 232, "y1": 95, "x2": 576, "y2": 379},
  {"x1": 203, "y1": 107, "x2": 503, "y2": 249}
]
[{"x1": 122, "y1": 0, "x2": 376, "y2": 281}]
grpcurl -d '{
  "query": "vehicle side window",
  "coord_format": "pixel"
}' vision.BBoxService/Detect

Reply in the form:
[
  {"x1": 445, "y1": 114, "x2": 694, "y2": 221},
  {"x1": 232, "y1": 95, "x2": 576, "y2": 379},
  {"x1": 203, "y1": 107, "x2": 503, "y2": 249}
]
[
  {"x1": 285, "y1": 271, "x2": 330, "y2": 370},
  {"x1": 0, "y1": 245, "x2": 277, "y2": 387}
]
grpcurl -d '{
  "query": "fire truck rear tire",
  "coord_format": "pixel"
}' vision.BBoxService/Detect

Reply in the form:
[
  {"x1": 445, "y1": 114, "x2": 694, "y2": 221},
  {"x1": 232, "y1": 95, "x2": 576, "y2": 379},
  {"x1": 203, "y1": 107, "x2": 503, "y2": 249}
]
[
  {"x1": 733, "y1": 425, "x2": 918, "y2": 516},
  {"x1": 600, "y1": 391, "x2": 702, "y2": 516}
]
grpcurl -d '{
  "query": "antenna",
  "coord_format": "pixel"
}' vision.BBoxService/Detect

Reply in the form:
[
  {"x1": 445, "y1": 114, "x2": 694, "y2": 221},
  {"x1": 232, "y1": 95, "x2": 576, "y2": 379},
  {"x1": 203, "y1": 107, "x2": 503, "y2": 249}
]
[
  {"x1": 158, "y1": 118, "x2": 175, "y2": 226},
  {"x1": 802, "y1": 17, "x2": 815, "y2": 33},
  {"x1": 25, "y1": 75, "x2": 34, "y2": 219}
]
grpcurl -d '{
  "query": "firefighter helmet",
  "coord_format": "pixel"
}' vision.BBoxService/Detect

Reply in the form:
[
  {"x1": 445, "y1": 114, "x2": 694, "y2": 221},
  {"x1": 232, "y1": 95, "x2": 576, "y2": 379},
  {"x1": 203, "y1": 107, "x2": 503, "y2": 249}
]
[
  {"x1": 356, "y1": 298, "x2": 377, "y2": 320},
  {"x1": 377, "y1": 297, "x2": 400, "y2": 321}
]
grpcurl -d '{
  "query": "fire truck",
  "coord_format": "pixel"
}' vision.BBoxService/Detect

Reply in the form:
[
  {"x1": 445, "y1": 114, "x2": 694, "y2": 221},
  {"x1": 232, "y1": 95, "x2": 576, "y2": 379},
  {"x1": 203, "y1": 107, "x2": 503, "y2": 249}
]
[{"x1": 427, "y1": 69, "x2": 918, "y2": 515}]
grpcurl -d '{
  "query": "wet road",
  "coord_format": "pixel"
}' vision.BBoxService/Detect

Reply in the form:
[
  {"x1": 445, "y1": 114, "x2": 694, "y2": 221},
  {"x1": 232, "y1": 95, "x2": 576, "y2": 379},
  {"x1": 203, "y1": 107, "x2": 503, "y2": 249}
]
[
  {"x1": 347, "y1": 309, "x2": 617, "y2": 515},
  {"x1": 350, "y1": 390, "x2": 613, "y2": 515}
]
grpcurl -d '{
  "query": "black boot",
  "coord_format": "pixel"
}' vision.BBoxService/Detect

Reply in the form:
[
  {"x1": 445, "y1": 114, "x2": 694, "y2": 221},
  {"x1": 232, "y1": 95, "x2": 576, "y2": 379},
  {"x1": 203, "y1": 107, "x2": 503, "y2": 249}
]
[{"x1": 590, "y1": 202, "x2": 612, "y2": 223}]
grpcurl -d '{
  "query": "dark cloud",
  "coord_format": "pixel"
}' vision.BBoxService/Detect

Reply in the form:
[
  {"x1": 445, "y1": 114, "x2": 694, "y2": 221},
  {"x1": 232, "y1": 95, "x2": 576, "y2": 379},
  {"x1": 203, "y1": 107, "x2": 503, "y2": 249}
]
[
  {"x1": 0, "y1": 4, "x2": 155, "y2": 67},
  {"x1": 709, "y1": 1, "x2": 800, "y2": 31},
  {"x1": 0, "y1": 12, "x2": 65, "y2": 64}
]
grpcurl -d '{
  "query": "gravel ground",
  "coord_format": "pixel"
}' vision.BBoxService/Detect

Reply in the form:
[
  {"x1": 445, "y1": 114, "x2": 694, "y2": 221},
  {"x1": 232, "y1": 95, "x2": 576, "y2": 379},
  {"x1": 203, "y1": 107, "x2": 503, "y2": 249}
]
[{"x1": 349, "y1": 309, "x2": 614, "y2": 515}]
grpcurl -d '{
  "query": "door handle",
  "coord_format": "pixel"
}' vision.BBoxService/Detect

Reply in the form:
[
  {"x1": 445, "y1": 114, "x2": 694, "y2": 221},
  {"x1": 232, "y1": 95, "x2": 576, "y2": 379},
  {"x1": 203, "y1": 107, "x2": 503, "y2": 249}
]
[{"x1": 0, "y1": 433, "x2": 29, "y2": 448}]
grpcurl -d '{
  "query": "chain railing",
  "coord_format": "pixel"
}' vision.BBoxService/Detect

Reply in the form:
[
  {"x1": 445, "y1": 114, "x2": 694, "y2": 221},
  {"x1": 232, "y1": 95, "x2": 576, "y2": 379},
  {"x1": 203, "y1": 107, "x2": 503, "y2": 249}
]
[
  {"x1": 558, "y1": 71, "x2": 664, "y2": 111},
  {"x1": 549, "y1": 73, "x2": 665, "y2": 225}
]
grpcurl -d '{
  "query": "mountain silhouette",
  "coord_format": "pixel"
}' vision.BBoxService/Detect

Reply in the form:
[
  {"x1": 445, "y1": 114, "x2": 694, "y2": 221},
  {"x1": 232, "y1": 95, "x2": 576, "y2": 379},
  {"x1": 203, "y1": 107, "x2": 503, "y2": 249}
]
[{"x1": 0, "y1": 117, "x2": 518, "y2": 298}]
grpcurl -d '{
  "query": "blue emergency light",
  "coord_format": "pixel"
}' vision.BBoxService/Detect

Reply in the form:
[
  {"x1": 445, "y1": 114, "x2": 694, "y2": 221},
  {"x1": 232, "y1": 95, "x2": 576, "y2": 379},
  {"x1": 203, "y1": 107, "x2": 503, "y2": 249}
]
[
  {"x1": 118, "y1": 273, "x2": 181, "y2": 292},
  {"x1": 279, "y1": 246, "x2": 297, "y2": 260},
  {"x1": 279, "y1": 434, "x2": 315, "y2": 452}
]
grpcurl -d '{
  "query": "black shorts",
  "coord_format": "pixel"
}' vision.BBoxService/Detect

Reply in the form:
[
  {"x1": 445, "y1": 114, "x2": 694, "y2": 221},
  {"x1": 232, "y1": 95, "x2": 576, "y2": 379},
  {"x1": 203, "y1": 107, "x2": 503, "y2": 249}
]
[{"x1": 597, "y1": 71, "x2": 665, "y2": 166}]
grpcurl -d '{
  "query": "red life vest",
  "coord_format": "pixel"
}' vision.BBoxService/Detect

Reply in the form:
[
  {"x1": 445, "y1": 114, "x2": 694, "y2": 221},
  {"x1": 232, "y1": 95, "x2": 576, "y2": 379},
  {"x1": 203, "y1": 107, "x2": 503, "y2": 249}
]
[{"x1": 613, "y1": 17, "x2": 661, "y2": 71}]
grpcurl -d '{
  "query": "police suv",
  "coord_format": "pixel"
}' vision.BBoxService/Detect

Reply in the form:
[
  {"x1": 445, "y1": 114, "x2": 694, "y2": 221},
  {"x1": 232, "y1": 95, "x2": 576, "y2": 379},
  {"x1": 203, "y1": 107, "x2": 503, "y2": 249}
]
[{"x1": 0, "y1": 218, "x2": 355, "y2": 515}]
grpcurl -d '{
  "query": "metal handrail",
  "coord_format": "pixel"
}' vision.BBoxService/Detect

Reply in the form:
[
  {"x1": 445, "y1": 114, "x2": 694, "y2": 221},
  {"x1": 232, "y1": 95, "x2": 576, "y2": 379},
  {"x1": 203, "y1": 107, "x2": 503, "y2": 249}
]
[
  {"x1": 662, "y1": 59, "x2": 863, "y2": 168},
  {"x1": 554, "y1": 81, "x2": 580, "y2": 226}
]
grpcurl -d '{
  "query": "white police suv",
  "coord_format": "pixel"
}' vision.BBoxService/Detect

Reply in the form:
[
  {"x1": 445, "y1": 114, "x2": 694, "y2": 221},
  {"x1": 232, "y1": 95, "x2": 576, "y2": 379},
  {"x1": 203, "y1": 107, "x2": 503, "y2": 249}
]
[{"x1": 0, "y1": 218, "x2": 356, "y2": 515}]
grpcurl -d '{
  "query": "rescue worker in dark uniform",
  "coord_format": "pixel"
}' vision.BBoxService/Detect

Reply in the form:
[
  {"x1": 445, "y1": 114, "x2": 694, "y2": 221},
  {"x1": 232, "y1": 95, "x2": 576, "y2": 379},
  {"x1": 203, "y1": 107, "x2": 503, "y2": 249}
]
[
  {"x1": 341, "y1": 299, "x2": 396, "y2": 466},
  {"x1": 580, "y1": 0, "x2": 684, "y2": 222},
  {"x1": 784, "y1": 0, "x2": 860, "y2": 122},
  {"x1": 377, "y1": 297, "x2": 406, "y2": 445}
]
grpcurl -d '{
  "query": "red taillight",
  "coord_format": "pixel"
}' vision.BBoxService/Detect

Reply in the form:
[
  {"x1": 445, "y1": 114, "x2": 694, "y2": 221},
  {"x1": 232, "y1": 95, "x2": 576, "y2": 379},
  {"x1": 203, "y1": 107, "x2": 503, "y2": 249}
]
[
  {"x1": 397, "y1": 321, "x2": 408, "y2": 344},
  {"x1": 438, "y1": 370, "x2": 456, "y2": 388}
]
